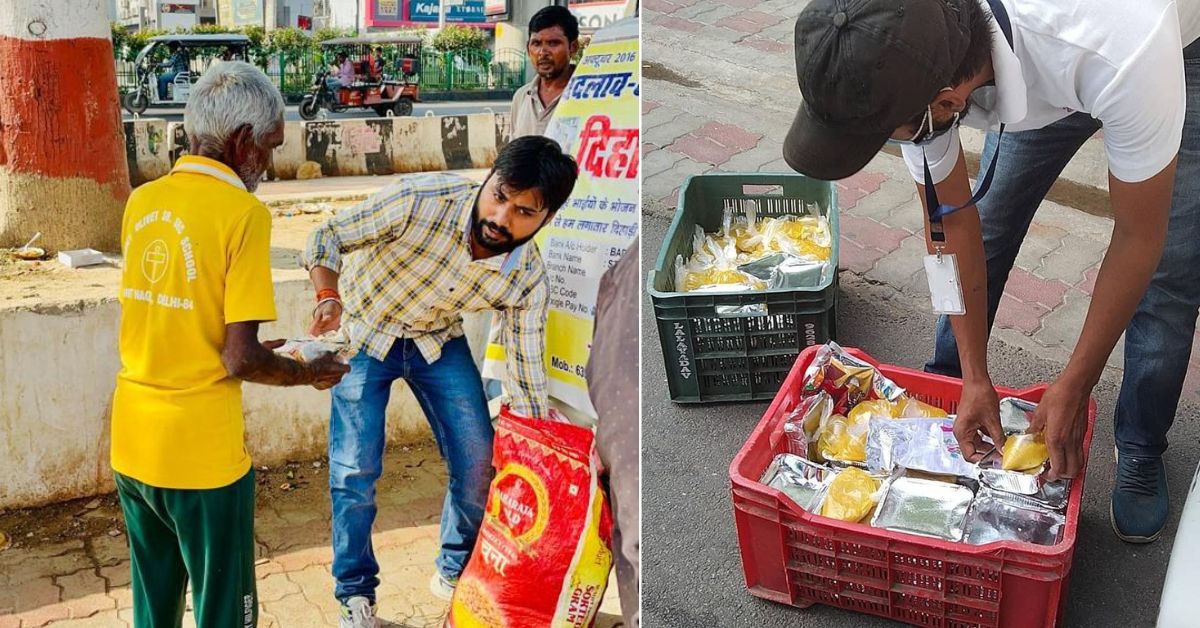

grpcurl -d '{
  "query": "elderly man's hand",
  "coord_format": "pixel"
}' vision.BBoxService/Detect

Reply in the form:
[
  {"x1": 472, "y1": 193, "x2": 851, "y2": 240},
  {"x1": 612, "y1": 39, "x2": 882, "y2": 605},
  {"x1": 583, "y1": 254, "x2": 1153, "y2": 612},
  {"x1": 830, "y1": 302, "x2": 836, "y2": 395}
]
[{"x1": 307, "y1": 353, "x2": 350, "y2": 390}]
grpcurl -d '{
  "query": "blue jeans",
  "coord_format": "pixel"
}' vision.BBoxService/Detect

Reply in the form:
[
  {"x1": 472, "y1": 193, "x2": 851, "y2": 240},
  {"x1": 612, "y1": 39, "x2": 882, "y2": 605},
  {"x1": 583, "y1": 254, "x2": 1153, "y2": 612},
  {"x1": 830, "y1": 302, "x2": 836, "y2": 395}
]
[
  {"x1": 329, "y1": 336, "x2": 494, "y2": 602},
  {"x1": 158, "y1": 72, "x2": 178, "y2": 100},
  {"x1": 928, "y1": 49, "x2": 1200, "y2": 459}
]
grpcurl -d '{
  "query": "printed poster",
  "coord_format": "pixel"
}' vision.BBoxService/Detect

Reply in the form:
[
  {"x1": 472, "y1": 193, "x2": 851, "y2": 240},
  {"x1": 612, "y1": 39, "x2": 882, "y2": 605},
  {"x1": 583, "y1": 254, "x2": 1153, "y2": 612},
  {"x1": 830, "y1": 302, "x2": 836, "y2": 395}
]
[{"x1": 483, "y1": 18, "x2": 640, "y2": 419}]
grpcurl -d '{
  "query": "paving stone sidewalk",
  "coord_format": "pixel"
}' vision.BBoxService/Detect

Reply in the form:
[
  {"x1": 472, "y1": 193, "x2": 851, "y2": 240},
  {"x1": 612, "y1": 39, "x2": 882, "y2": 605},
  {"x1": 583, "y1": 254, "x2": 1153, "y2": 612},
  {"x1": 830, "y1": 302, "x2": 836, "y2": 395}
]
[
  {"x1": 0, "y1": 443, "x2": 624, "y2": 628},
  {"x1": 642, "y1": 0, "x2": 1200, "y2": 402}
]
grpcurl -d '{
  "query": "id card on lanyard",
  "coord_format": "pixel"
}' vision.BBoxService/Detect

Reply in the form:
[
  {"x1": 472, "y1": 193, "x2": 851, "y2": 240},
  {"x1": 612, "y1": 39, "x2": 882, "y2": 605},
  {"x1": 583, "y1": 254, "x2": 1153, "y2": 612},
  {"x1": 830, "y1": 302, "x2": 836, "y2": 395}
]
[{"x1": 922, "y1": 0, "x2": 1014, "y2": 314}]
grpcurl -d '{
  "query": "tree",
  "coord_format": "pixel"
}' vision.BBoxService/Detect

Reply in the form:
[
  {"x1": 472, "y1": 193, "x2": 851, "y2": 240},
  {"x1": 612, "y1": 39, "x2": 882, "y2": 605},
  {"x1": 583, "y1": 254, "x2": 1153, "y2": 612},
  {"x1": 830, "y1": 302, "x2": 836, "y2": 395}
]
[
  {"x1": 431, "y1": 25, "x2": 487, "y2": 53},
  {"x1": 0, "y1": 0, "x2": 130, "y2": 251}
]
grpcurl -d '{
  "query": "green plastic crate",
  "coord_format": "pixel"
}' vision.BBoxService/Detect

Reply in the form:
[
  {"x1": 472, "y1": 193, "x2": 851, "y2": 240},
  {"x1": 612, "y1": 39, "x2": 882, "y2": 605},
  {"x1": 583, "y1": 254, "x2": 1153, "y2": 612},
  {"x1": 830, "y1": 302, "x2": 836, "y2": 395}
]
[{"x1": 647, "y1": 173, "x2": 840, "y2": 403}]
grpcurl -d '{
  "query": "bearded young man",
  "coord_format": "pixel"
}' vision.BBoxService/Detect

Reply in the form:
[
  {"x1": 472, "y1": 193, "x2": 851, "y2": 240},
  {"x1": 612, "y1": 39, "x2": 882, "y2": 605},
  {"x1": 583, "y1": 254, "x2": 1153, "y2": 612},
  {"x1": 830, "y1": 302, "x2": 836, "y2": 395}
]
[{"x1": 302, "y1": 135, "x2": 578, "y2": 627}]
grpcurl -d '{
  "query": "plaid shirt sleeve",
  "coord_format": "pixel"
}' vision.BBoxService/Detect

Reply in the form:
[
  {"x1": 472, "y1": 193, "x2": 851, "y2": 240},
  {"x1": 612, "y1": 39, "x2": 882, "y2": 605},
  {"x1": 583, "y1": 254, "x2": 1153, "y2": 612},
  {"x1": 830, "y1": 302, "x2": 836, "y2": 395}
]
[
  {"x1": 303, "y1": 184, "x2": 414, "y2": 273},
  {"x1": 503, "y1": 277, "x2": 549, "y2": 418}
]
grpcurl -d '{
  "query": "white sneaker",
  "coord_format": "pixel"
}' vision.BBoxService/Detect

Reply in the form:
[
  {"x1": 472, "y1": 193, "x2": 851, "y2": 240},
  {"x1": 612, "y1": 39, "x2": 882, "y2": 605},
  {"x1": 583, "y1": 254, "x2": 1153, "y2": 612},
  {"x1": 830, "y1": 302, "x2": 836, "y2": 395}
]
[
  {"x1": 429, "y1": 572, "x2": 458, "y2": 601},
  {"x1": 338, "y1": 596, "x2": 378, "y2": 628}
]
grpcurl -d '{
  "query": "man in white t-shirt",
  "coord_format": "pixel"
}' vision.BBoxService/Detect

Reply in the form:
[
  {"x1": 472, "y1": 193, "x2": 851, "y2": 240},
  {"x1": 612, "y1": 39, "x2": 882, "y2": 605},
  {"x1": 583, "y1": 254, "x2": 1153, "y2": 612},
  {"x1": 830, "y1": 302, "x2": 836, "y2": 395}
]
[{"x1": 784, "y1": 0, "x2": 1200, "y2": 543}]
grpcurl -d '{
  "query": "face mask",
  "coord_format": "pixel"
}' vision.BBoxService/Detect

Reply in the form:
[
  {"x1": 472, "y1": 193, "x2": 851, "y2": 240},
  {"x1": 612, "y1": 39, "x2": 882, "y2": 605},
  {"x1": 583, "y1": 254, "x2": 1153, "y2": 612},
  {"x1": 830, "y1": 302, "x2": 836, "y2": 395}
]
[{"x1": 887, "y1": 88, "x2": 960, "y2": 147}]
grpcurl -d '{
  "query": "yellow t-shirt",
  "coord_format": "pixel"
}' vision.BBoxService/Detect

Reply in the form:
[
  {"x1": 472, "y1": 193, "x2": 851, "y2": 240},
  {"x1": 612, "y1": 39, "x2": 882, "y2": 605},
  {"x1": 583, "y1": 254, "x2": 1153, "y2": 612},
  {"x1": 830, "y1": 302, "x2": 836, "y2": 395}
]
[{"x1": 111, "y1": 156, "x2": 277, "y2": 490}]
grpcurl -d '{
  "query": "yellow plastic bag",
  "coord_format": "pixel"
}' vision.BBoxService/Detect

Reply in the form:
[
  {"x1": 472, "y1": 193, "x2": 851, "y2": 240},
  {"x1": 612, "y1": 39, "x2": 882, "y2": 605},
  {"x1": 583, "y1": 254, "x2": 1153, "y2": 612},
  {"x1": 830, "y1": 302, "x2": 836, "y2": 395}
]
[
  {"x1": 821, "y1": 467, "x2": 881, "y2": 522},
  {"x1": 820, "y1": 399, "x2": 904, "y2": 463},
  {"x1": 682, "y1": 267, "x2": 766, "y2": 292},
  {"x1": 1001, "y1": 433, "x2": 1049, "y2": 471},
  {"x1": 818, "y1": 414, "x2": 871, "y2": 462},
  {"x1": 895, "y1": 397, "x2": 949, "y2": 418},
  {"x1": 763, "y1": 215, "x2": 832, "y2": 262}
]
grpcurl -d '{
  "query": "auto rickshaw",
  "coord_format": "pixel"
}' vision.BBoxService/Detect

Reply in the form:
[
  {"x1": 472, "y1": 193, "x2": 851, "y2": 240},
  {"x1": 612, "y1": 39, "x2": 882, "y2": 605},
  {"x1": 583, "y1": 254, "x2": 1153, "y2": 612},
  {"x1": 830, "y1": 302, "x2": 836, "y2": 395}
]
[
  {"x1": 299, "y1": 35, "x2": 423, "y2": 120},
  {"x1": 122, "y1": 34, "x2": 251, "y2": 115}
]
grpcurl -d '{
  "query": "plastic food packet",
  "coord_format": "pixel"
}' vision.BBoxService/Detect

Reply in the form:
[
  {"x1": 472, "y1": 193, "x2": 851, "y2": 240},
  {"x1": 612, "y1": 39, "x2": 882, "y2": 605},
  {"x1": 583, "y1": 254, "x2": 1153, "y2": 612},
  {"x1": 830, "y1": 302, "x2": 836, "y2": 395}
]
[
  {"x1": 762, "y1": 215, "x2": 832, "y2": 262},
  {"x1": 866, "y1": 417, "x2": 977, "y2": 477},
  {"x1": 999, "y1": 397, "x2": 1037, "y2": 434},
  {"x1": 759, "y1": 453, "x2": 832, "y2": 512},
  {"x1": 726, "y1": 202, "x2": 767, "y2": 260},
  {"x1": 821, "y1": 467, "x2": 882, "y2": 522},
  {"x1": 817, "y1": 414, "x2": 862, "y2": 462},
  {"x1": 801, "y1": 342, "x2": 907, "y2": 415},
  {"x1": 273, "y1": 330, "x2": 353, "y2": 364},
  {"x1": 676, "y1": 237, "x2": 767, "y2": 293},
  {"x1": 1001, "y1": 433, "x2": 1049, "y2": 471},
  {"x1": 895, "y1": 397, "x2": 949, "y2": 418},
  {"x1": 782, "y1": 391, "x2": 832, "y2": 458}
]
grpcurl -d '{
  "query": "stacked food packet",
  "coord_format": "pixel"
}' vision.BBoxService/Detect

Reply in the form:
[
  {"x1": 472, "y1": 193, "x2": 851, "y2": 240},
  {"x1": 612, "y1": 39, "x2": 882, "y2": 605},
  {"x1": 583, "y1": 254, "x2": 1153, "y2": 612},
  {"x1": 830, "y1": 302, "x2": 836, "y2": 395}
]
[
  {"x1": 760, "y1": 342, "x2": 1069, "y2": 546},
  {"x1": 675, "y1": 202, "x2": 833, "y2": 292}
]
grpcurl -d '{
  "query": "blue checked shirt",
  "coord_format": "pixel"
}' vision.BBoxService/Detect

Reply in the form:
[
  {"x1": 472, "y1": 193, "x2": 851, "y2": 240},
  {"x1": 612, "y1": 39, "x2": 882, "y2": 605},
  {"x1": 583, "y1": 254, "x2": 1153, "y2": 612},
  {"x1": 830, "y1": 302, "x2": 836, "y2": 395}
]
[{"x1": 303, "y1": 173, "x2": 549, "y2": 418}]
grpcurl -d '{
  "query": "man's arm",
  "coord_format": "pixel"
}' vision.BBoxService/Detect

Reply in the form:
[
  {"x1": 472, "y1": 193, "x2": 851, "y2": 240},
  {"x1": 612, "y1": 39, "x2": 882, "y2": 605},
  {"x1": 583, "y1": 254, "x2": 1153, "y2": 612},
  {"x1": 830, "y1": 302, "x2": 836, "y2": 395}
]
[
  {"x1": 1032, "y1": 161, "x2": 1174, "y2": 479},
  {"x1": 301, "y1": 183, "x2": 415, "y2": 276},
  {"x1": 222, "y1": 321, "x2": 348, "y2": 389},
  {"x1": 503, "y1": 281, "x2": 550, "y2": 418},
  {"x1": 915, "y1": 147, "x2": 1005, "y2": 460}
]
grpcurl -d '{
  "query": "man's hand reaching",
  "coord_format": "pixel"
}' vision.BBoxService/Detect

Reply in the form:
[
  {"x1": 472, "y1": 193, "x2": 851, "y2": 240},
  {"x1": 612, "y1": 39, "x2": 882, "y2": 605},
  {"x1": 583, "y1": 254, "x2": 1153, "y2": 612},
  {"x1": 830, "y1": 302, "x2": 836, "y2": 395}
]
[{"x1": 953, "y1": 377, "x2": 1006, "y2": 462}]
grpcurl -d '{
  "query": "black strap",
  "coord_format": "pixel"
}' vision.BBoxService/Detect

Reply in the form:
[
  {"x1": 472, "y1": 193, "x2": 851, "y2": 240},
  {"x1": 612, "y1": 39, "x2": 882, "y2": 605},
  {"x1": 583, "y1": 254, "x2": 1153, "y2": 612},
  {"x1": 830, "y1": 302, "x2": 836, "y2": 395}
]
[{"x1": 925, "y1": 0, "x2": 1014, "y2": 242}]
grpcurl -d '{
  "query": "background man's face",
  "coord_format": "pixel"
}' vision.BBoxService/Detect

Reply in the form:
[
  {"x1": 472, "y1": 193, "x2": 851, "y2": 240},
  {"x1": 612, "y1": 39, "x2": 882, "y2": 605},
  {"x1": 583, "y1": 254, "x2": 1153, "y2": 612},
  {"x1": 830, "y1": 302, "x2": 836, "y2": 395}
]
[{"x1": 528, "y1": 25, "x2": 576, "y2": 81}]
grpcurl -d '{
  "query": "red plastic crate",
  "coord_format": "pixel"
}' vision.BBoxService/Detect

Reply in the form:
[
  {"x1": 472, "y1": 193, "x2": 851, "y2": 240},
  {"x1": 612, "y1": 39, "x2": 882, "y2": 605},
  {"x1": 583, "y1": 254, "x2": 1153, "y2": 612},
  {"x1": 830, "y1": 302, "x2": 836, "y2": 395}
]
[{"x1": 729, "y1": 346, "x2": 1097, "y2": 628}]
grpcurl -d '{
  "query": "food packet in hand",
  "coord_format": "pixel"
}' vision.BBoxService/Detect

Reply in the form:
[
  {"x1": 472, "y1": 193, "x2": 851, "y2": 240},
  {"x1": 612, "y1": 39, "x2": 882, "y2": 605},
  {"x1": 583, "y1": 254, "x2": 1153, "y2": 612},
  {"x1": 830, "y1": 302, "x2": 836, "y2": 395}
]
[
  {"x1": 274, "y1": 330, "x2": 352, "y2": 364},
  {"x1": 821, "y1": 467, "x2": 881, "y2": 522},
  {"x1": 1001, "y1": 433, "x2": 1050, "y2": 471}
]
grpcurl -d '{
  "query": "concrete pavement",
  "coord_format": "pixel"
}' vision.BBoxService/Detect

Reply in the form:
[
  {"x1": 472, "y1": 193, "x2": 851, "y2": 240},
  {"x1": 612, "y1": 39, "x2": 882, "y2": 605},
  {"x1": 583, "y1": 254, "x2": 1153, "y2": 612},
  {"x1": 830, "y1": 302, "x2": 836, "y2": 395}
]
[
  {"x1": 0, "y1": 443, "x2": 624, "y2": 627},
  {"x1": 641, "y1": 0, "x2": 1200, "y2": 625}
]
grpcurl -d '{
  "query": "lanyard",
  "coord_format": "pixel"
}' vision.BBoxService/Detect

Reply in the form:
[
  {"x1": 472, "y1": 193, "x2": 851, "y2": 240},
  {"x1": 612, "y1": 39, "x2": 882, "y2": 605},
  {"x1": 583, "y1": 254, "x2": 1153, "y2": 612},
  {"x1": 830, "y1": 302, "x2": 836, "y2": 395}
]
[{"x1": 925, "y1": 0, "x2": 1014, "y2": 243}]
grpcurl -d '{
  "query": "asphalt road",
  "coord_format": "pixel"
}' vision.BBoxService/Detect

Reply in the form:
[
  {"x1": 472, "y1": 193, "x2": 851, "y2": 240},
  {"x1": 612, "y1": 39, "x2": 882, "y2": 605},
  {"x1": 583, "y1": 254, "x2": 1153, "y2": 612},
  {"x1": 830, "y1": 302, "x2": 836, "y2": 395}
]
[
  {"x1": 640, "y1": 205, "x2": 1200, "y2": 628},
  {"x1": 122, "y1": 100, "x2": 509, "y2": 122}
]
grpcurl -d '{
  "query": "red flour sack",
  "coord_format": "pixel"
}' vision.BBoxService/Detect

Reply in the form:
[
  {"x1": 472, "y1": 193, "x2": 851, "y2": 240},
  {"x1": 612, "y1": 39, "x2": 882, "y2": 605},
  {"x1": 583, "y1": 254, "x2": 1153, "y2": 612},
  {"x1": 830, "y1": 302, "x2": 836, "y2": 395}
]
[{"x1": 448, "y1": 409, "x2": 613, "y2": 628}]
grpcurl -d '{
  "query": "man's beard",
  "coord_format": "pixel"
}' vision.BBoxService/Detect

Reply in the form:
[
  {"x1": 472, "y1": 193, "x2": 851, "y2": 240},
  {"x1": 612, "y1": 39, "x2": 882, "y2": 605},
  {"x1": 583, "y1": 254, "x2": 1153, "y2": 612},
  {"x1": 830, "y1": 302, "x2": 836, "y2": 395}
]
[
  {"x1": 238, "y1": 163, "x2": 265, "y2": 192},
  {"x1": 472, "y1": 216, "x2": 537, "y2": 255},
  {"x1": 536, "y1": 59, "x2": 568, "y2": 81}
]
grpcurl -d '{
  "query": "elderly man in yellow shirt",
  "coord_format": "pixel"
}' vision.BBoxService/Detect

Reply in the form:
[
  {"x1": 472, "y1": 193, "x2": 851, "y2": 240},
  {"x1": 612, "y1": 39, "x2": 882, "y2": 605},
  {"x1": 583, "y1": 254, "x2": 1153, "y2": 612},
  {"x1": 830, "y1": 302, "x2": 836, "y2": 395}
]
[{"x1": 111, "y1": 61, "x2": 348, "y2": 628}]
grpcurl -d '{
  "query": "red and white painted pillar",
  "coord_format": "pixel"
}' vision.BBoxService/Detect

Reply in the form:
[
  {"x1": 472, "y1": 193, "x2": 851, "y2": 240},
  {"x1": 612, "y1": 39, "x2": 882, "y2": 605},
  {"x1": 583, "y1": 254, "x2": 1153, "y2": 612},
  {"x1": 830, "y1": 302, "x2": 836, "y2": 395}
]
[{"x1": 0, "y1": 0, "x2": 130, "y2": 251}]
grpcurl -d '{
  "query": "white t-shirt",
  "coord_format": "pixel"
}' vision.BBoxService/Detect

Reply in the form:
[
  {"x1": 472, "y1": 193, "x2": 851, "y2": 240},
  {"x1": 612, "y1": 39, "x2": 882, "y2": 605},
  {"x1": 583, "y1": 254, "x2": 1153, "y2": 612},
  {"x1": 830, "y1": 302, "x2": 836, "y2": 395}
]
[{"x1": 902, "y1": 0, "x2": 1200, "y2": 185}]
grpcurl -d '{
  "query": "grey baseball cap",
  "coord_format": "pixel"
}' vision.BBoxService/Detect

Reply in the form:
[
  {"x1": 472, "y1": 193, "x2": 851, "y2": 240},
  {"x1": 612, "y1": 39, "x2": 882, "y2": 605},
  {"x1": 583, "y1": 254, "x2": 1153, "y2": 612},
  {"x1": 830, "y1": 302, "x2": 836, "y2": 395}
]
[{"x1": 783, "y1": 0, "x2": 975, "y2": 181}]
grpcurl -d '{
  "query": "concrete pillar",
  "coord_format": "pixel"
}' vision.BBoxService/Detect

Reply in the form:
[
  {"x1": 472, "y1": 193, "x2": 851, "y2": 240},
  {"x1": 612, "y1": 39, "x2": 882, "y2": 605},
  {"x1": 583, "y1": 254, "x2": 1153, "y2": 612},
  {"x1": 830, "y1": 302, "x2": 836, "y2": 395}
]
[{"x1": 0, "y1": 0, "x2": 130, "y2": 250}]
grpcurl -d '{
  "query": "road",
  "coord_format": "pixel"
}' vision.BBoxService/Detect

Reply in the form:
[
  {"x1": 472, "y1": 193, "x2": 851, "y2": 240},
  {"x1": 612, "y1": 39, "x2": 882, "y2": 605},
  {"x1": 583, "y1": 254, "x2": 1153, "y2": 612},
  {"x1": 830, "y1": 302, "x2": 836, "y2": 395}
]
[
  {"x1": 640, "y1": 201, "x2": 1200, "y2": 628},
  {"x1": 122, "y1": 99, "x2": 510, "y2": 122}
]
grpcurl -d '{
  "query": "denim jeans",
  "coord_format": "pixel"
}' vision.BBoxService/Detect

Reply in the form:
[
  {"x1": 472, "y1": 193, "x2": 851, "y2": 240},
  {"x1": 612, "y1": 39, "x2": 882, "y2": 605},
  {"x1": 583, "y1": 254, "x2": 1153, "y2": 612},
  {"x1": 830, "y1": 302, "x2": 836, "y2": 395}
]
[
  {"x1": 328, "y1": 336, "x2": 494, "y2": 602},
  {"x1": 157, "y1": 72, "x2": 178, "y2": 100},
  {"x1": 928, "y1": 46, "x2": 1200, "y2": 459}
]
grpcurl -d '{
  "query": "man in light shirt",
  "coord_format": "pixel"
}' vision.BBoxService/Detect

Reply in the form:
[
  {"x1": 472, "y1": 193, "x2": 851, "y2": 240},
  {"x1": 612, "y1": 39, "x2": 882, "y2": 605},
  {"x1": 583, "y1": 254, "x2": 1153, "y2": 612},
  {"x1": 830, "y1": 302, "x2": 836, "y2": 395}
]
[
  {"x1": 302, "y1": 136, "x2": 578, "y2": 627},
  {"x1": 509, "y1": 6, "x2": 580, "y2": 138},
  {"x1": 785, "y1": 0, "x2": 1200, "y2": 544}
]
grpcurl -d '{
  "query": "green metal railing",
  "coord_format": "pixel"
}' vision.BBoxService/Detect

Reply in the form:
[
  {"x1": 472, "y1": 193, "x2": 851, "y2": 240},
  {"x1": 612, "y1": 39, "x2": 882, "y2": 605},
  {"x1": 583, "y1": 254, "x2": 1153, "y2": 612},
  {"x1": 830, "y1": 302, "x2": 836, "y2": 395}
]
[{"x1": 116, "y1": 47, "x2": 526, "y2": 100}]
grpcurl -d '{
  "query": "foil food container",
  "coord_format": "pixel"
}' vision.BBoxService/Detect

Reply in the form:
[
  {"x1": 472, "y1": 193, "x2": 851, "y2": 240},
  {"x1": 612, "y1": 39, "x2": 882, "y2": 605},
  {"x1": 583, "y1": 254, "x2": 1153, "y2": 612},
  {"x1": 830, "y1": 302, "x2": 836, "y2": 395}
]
[
  {"x1": 999, "y1": 397, "x2": 1037, "y2": 435},
  {"x1": 976, "y1": 452, "x2": 1070, "y2": 511},
  {"x1": 760, "y1": 453, "x2": 832, "y2": 512},
  {"x1": 738, "y1": 253, "x2": 827, "y2": 290},
  {"x1": 964, "y1": 488, "x2": 1066, "y2": 546},
  {"x1": 870, "y1": 477, "x2": 974, "y2": 541},
  {"x1": 866, "y1": 417, "x2": 977, "y2": 478}
]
